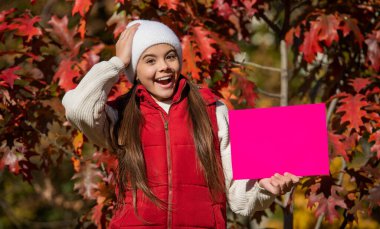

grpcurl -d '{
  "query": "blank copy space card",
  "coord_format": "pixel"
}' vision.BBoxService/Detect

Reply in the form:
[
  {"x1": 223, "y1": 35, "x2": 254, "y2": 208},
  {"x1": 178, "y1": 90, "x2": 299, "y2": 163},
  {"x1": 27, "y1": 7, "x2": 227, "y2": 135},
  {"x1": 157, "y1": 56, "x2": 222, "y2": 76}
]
[{"x1": 229, "y1": 103, "x2": 329, "y2": 180}]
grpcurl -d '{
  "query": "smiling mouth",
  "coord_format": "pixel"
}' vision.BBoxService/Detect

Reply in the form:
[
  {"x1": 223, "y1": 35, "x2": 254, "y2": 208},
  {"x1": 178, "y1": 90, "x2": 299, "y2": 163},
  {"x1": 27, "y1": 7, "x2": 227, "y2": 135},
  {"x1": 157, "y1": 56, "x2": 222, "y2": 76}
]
[{"x1": 155, "y1": 76, "x2": 173, "y2": 85}]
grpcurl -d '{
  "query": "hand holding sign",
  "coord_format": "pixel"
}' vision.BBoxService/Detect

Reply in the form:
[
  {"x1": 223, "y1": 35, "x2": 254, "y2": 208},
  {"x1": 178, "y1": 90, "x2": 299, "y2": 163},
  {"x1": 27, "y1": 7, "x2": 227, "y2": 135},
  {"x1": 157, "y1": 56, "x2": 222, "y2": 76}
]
[{"x1": 259, "y1": 172, "x2": 300, "y2": 196}]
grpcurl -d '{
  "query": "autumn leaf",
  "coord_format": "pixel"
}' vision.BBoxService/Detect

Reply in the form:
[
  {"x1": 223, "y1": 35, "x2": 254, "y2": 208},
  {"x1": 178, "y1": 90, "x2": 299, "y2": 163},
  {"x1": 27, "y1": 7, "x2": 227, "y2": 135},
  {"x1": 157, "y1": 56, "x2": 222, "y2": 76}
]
[
  {"x1": 192, "y1": 26, "x2": 217, "y2": 62},
  {"x1": 314, "y1": 14, "x2": 340, "y2": 47},
  {"x1": 349, "y1": 78, "x2": 371, "y2": 93},
  {"x1": 106, "y1": 11, "x2": 127, "y2": 39},
  {"x1": 328, "y1": 132, "x2": 349, "y2": 161},
  {"x1": 72, "y1": 161, "x2": 102, "y2": 199},
  {"x1": 364, "y1": 30, "x2": 380, "y2": 72},
  {"x1": 108, "y1": 78, "x2": 132, "y2": 102},
  {"x1": 285, "y1": 26, "x2": 301, "y2": 46},
  {"x1": 181, "y1": 35, "x2": 201, "y2": 80},
  {"x1": 369, "y1": 131, "x2": 380, "y2": 159},
  {"x1": 368, "y1": 185, "x2": 380, "y2": 206},
  {"x1": 47, "y1": 15, "x2": 77, "y2": 50},
  {"x1": 0, "y1": 142, "x2": 24, "y2": 174},
  {"x1": 8, "y1": 13, "x2": 42, "y2": 42},
  {"x1": 93, "y1": 151, "x2": 118, "y2": 173},
  {"x1": 308, "y1": 186, "x2": 347, "y2": 223},
  {"x1": 299, "y1": 25, "x2": 323, "y2": 63},
  {"x1": 340, "y1": 16, "x2": 364, "y2": 46},
  {"x1": 336, "y1": 93, "x2": 369, "y2": 132},
  {"x1": 71, "y1": 0, "x2": 93, "y2": 17},
  {"x1": 53, "y1": 59, "x2": 80, "y2": 91},
  {"x1": 158, "y1": 0, "x2": 179, "y2": 10},
  {"x1": 0, "y1": 66, "x2": 21, "y2": 88},
  {"x1": 73, "y1": 131, "x2": 83, "y2": 155},
  {"x1": 213, "y1": 0, "x2": 234, "y2": 19},
  {"x1": 78, "y1": 44, "x2": 105, "y2": 72},
  {"x1": 242, "y1": 0, "x2": 257, "y2": 17},
  {"x1": 233, "y1": 68, "x2": 257, "y2": 108},
  {"x1": 78, "y1": 18, "x2": 86, "y2": 39}
]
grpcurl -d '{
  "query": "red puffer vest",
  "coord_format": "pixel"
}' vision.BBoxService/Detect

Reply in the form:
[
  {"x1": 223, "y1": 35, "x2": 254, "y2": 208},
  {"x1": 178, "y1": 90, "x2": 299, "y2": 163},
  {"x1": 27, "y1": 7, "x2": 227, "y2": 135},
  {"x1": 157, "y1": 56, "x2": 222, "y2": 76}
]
[{"x1": 109, "y1": 77, "x2": 226, "y2": 229}]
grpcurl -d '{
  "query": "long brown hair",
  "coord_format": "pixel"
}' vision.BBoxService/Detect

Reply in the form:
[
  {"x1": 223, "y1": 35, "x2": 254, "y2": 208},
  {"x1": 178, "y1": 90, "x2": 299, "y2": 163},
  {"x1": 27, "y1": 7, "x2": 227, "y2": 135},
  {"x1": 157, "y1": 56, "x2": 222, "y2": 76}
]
[{"x1": 110, "y1": 78, "x2": 225, "y2": 211}]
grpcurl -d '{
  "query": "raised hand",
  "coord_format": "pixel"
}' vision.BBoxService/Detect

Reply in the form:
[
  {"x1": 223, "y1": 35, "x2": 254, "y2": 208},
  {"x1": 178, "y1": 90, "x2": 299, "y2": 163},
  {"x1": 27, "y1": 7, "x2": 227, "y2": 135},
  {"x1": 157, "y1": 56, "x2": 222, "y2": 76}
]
[
  {"x1": 258, "y1": 172, "x2": 300, "y2": 196},
  {"x1": 115, "y1": 23, "x2": 140, "y2": 67}
]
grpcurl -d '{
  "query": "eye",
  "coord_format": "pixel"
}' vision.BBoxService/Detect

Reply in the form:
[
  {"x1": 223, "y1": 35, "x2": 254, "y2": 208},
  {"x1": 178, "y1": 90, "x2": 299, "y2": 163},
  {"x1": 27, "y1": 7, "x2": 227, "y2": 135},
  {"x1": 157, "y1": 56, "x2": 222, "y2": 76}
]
[
  {"x1": 145, "y1": 58, "x2": 156, "y2": 64},
  {"x1": 166, "y1": 53, "x2": 178, "y2": 61}
]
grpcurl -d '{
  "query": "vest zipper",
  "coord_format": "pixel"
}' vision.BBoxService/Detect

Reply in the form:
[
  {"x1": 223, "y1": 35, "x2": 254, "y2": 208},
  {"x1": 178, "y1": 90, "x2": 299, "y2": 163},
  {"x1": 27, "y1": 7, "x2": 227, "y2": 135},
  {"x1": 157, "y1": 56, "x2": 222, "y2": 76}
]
[{"x1": 160, "y1": 112, "x2": 172, "y2": 229}]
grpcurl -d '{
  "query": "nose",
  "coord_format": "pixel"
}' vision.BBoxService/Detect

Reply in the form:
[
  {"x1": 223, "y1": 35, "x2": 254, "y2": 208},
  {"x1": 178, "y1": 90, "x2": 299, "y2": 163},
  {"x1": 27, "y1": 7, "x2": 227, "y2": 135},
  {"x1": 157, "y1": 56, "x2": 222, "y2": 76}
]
[{"x1": 158, "y1": 59, "x2": 170, "y2": 72}]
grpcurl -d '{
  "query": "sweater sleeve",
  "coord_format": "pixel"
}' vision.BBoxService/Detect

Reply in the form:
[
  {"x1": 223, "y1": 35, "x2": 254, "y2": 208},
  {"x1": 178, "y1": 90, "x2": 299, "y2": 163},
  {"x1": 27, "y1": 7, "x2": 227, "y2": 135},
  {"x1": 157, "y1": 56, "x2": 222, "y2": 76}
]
[
  {"x1": 215, "y1": 101, "x2": 276, "y2": 216},
  {"x1": 62, "y1": 57, "x2": 125, "y2": 149}
]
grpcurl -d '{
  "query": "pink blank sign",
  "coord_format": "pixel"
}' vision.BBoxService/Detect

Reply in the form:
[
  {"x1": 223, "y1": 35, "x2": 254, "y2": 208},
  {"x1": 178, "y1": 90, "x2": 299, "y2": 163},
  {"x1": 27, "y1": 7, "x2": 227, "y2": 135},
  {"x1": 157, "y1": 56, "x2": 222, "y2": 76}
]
[{"x1": 229, "y1": 103, "x2": 330, "y2": 180}]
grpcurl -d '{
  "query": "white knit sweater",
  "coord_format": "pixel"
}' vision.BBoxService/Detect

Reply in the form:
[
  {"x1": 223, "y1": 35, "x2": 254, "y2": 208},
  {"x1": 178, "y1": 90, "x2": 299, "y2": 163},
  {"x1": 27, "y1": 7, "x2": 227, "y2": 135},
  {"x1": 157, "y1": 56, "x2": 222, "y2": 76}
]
[{"x1": 62, "y1": 56, "x2": 275, "y2": 216}]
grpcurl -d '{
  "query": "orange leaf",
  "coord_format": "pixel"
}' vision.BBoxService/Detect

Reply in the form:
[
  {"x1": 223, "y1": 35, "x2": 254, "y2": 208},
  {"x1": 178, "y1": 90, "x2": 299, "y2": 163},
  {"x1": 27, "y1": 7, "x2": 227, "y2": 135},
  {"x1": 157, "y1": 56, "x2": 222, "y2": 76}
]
[
  {"x1": 328, "y1": 132, "x2": 349, "y2": 161},
  {"x1": 181, "y1": 35, "x2": 201, "y2": 80},
  {"x1": 78, "y1": 18, "x2": 86, "y2": 39},
  {"x1": 192, "y1": 26, "x2": 216, "y2": 62},
  {"x1": 73, "y1": 131, "x2": 83, "y2": 154},
  {"x1": 158, "y1": 0, "x2": 179, "y2": 10},
  {"x1": 71, "y1": 0, "x2": 93, "y2": 17},
  {"x1": 71, "y1": 156, "x2": 81, "y2": 172}
]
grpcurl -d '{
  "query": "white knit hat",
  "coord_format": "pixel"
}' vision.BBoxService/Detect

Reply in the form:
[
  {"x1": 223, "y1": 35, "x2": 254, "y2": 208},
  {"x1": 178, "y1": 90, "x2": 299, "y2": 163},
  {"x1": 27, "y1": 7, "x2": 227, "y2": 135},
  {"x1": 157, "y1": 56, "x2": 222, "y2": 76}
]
[{"x1": 124, "y1": 20, "x2": 182, "y2": 83}]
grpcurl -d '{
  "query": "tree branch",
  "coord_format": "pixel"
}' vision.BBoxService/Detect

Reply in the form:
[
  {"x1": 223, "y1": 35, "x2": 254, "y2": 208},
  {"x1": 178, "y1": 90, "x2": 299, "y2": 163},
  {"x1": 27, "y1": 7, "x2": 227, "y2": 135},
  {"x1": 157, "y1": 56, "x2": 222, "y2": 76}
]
[
  {"x1": 257, "y1": 88, "x2": 282, "y2": 98},
  {"x1": 232, "y1": 61, "x2": 282, "y2": 73},
  {"x1": 280, "y1": 40, "x2": 288, "y2": 106},
  {"x1": 256, "y1": 11, "x2": 282, "y2": 36}
]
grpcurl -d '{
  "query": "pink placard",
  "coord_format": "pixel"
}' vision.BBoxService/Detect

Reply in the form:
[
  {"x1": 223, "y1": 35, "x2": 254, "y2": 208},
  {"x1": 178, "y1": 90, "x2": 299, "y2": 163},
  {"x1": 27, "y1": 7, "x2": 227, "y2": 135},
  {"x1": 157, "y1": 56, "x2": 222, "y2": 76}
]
[{"x1": 229, "y1": 103, "x2": 330, "y2": 180}]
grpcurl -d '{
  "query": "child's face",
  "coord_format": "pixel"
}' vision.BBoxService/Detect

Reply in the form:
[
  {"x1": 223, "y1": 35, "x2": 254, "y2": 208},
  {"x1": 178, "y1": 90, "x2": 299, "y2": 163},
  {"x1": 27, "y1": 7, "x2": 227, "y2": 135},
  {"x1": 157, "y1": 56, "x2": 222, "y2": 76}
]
[{"x1": 136, "y1": 44, "x2": 180, "y2": 102}]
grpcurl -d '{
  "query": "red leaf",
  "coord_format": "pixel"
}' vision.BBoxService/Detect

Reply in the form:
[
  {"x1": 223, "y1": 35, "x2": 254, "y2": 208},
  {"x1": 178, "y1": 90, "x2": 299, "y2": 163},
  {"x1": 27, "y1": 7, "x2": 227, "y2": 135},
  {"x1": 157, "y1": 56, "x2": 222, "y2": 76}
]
[
  {"x1": 72, "y1": 161, "x2": 102, "y2": 199},
  {"x1": 47, "y1": 15, "x2": 76, "y2": 50},
  {"x1": 78, "y1": 18, "x2": 86, "y2": 39},
  {"x1": 53, "y1": 59, "x2": 80, "y2": 91},
  {"x1": 314, "y1": 14, "x2": 340, "y2": 47},
  {"x1": 242, "y1": 0, "x2": 257, "y2": 17},
  {"x1": 308, "y1": 186, "x2": 347, "y2": 223},
  {"x1": 78, "y1": 44, "x2": 105, "y2": 72},
  {"x1": 91, "y1": 203, "x2": 104, "y2": 226},
  {"x1": 71, "y1": 0, "x2": 93, "y2": 17},
  {"x1": 285, "y1": 26, "x2": 300, "y2": 46},
  {"x1": 369, "y1": 131, "x2": 380, "y2": 159},
  {"x1": 0, "y1": 66, "x2": 21, "y2": 88},
  {"x1": 158, "y1": 0, "x2": 179, "y2": 10},
  {"x1": 365, "y1": 30, "x2": 380, "y2": 71},
  {"x1": 336, "y1": 93, "x2": 369, "y2": 132},
  {"x1": 0, "y1": 142, "x2": 24, "y2": 174},
  {"x1": 233, "y1": 68, "x2": 257, "y2": 108},
  {"x1": 8, "y1": 14, "x2": 42, "y2": 42},
  {"x1": 192, "y1": 26, "x2": 217, "y2": 62},
  {"x1": 108, "y1": 78, "x2": 132, "y2": 102},
  {"x1": 340, "y1": 16, "x2": 364, "y2": 46},
  {"x1": 209, "y1": 31, "x2": 240, "y2": 56},
  {"x1": 349, "y1": 78, "x2": 371, "y2": 93},
  {"x1": 328, "y1": 132, "x2": 349, "y2": 161},
  {"x1": 93, "y1": 151, "x2": 118, "y2": 173},
  {"x1": 0, "y1": 9, "x2": 16, "y2": 32},
  {"x1": 213, "y1": 0, "x2": 234, "y2": 19},
  {"x1": 181, "y1": 35, "x2": 201, "y2": 80},
  {"x1": 299, "y1": 25, "x2": 323, "y2": 63},
  {"x1": 115, "y1": 0, "x2": 124, "y2": 3}
]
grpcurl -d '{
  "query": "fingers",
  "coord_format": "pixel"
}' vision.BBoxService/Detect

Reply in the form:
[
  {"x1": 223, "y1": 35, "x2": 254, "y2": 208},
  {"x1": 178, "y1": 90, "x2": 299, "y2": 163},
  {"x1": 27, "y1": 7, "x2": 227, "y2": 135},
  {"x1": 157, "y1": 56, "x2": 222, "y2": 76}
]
[
  {"x1": 115, "y1": 23, "x2": 140, "y2": 66},
  {"x1": 269, "y1": 173, "x2": 300, "y2": 196}
]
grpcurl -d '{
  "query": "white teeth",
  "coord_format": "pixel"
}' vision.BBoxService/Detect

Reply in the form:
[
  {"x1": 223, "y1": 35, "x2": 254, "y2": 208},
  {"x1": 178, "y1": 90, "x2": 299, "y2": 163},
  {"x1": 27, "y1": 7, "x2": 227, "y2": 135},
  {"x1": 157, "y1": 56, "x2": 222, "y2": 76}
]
[{"x1": 157, "y1": 76, "x2": 171, "y2": 81}]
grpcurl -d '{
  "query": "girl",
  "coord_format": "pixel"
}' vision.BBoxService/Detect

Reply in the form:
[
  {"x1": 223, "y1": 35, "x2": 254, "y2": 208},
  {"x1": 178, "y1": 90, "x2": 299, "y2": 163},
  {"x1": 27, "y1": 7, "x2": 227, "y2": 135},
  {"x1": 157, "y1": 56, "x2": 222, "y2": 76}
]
[{"x1": 62, "y1": 20, "x2": 299, "y2": 229}]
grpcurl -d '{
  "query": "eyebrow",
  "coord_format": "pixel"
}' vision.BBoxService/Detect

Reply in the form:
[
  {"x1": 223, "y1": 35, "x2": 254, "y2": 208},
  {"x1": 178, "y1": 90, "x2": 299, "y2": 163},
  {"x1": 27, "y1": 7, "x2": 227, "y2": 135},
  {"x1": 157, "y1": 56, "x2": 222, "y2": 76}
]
[{"x1": 141, "y1": 49, "x2": 176, "y2": 60}]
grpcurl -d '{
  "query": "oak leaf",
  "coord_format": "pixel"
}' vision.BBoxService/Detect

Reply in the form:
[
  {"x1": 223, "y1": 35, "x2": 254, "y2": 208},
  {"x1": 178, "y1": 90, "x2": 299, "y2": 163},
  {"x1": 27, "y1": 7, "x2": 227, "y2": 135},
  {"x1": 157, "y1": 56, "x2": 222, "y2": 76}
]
[
  {"x1": 369, "y1": 131, "x2": 380, "y2": 159},
  {"x1": 72, "y1": 161, "x2": 102, "y2": 199},
  {"x1": 158, "y1": 0, "x2": 179, "y2": 10},
  {"x1": 192, "y1": 26, "x2": 217, "y2": 63},
  {"x1": 314, "y1": 14, "x2": 340, "y2": 47},
  {"x1": 8, "y1": 13, "x2": 42, "y2": 42},
  {"x1": 71, "y1": 0, "x2": 93, "y2": 17},
  {"x1": 336, "y1": 93, "x2": 369, "y2": 132},
  {"x1": 349, "y1": 78, "x2": 371, "y2": 93},
  {"x1": 328, "y1": 132, "x2": 349, "y2": 161},
  {"x1": 340, "y1": 16, "x2": 364, "y2": 46},
  {"x1": 53, "y1": 59, "x2": 80, "y2": 91},
  {"x1": 47, "y1": 15, "x2": 76, "y2": 50},
  {"x1": 299, "y1": 26, "x2": 323, "y2": 63},
  {"x1": 364, "y1": 30, "x2": 380, "y2": 71},
  {"x1": 0, "y1": 66, "x2": 21, "y2": 88},
  {"x1": 181, "y1": 35, "x2": 201, "y2": 80}
]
